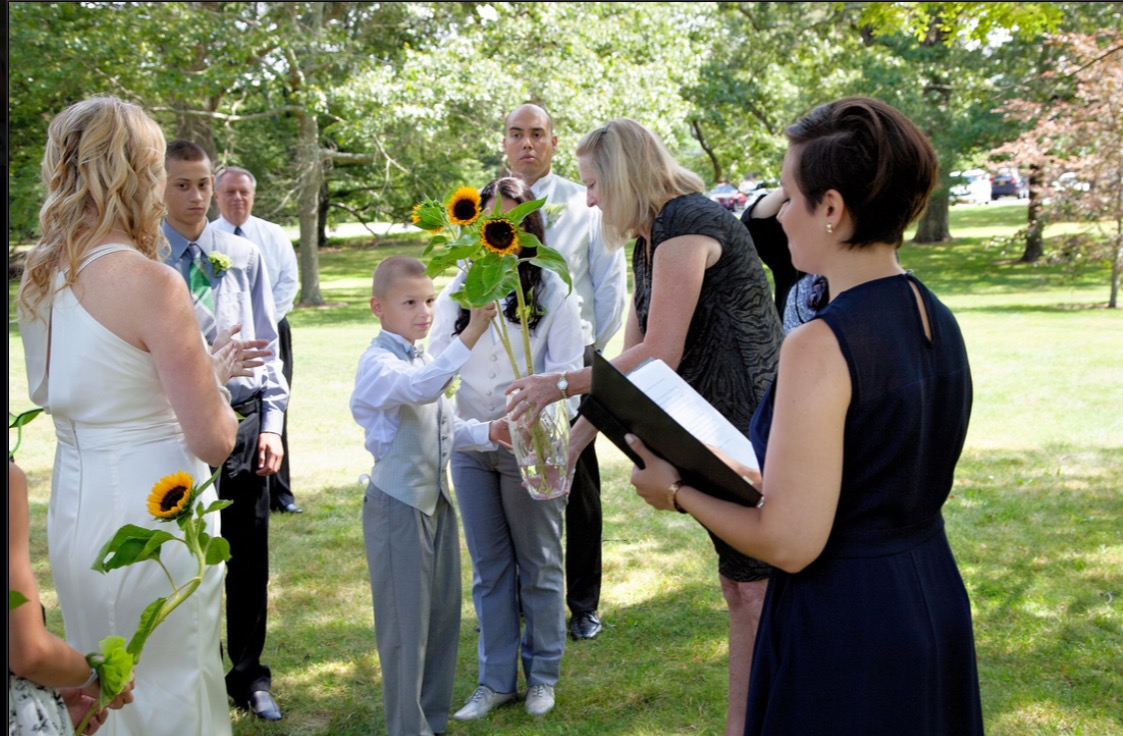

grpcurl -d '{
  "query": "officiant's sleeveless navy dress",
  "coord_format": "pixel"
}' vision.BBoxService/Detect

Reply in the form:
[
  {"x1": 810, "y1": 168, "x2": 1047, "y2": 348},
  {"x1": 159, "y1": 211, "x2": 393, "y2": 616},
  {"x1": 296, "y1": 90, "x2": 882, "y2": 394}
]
[{"x1": 745, "y1": 273, "x2": 984, "y2": 735}]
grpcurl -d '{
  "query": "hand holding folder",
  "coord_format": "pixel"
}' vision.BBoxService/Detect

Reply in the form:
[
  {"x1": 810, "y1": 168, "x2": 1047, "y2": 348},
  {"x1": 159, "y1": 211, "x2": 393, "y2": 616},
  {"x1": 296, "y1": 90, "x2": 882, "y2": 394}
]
[{"x1": 579, "y1": 353, "x2": 762, "y2": 507}]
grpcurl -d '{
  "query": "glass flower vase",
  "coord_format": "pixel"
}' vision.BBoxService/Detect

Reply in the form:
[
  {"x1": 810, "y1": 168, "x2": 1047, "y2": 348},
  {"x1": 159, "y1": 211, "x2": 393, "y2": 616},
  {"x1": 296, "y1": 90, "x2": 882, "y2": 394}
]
[{"x1": 509, "y1": 401, "x2": 570, "y2": 501}]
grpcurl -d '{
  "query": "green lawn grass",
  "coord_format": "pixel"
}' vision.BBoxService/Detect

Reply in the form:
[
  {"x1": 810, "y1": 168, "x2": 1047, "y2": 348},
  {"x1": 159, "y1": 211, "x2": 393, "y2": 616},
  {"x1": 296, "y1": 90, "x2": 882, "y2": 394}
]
[{"x1": 8, "y1": 201, "x2": 1122, "y2": 735}]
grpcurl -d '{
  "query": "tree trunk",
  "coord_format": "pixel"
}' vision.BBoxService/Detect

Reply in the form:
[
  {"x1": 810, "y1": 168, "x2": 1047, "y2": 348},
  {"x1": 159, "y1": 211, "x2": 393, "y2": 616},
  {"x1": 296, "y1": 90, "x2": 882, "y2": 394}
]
[
  {"x1": 296, "y1": 109, "x2": 325, "y2": 306},
  {"x1": 690, "y1": 119, "x2": 723, "y2": 185},
  {"x1": 174, "y1": 105, "x2": 218, "y2": 160},
  {"x1": 317, "y1": 177, "x2": 330, "y2": 248},
  {"x1": 1110, "y1": 235, "x2": 1121, "y2": 309},
  {"x1": 913, "y1": 191, "x2": 951, "y2": 243},
  {"x1": 1021, "y1": 164, "x2": 1044, "y2": 262}
]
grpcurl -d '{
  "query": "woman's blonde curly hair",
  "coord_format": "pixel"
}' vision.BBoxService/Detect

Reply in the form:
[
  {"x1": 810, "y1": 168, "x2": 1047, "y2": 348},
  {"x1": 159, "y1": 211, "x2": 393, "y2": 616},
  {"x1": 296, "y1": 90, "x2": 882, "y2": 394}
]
[{"x1": 18, "y1": 96, "x2": 169, "y2": 316}]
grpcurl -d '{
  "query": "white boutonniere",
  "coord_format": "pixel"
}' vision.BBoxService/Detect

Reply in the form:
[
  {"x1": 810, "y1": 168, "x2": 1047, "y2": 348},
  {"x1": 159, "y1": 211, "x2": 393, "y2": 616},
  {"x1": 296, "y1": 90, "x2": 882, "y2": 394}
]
[{"x1": 208, "y1": 251, "x2": 233, "y2": 275}]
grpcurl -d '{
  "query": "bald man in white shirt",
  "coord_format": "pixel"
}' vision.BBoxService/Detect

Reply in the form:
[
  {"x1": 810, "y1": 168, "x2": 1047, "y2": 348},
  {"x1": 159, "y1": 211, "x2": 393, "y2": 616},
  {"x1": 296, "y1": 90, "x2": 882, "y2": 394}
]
[
  {"x1": 502, "y1": 103, "x2": 628, "y2": 640},
  {"x1": 214, "y1": 167, "x2": 302, "y2": 514}
]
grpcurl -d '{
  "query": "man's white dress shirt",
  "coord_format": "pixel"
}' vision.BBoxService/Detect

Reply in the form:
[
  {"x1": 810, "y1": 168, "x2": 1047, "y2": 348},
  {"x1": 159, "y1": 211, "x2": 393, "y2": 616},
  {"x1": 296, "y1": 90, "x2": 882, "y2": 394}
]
[
  {"x1": 214, "y1": 214, "x2": 299, "y2": 319},
  {"x1": 530, "y1": 172, "x2": 627, "y2": 352}
]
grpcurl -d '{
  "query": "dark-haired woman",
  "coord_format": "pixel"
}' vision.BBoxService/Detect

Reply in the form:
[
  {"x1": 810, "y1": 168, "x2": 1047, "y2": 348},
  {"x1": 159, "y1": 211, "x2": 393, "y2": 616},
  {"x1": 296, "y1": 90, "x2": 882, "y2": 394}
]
[
  {"x1": 628, "y1": 97, "x2": 984, "y2": 734},
  {"x1": 429, "y1": 177, "x2": 583, "y2": 722}
]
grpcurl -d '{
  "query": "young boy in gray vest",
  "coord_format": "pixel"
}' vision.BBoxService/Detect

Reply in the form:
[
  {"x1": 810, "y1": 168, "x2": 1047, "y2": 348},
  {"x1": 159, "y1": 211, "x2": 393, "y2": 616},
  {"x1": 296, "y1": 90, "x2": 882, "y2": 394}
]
[{"x1": 350, "y1": 256, "x2": 508, "y2": 736}]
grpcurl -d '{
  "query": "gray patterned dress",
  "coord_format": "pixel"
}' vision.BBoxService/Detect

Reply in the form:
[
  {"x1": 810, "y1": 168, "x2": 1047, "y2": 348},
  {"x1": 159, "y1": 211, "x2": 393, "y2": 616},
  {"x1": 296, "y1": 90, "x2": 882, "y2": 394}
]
[
  {"x1": 634, "y1": 193, "x2": 784, "y2": 581},
  {"x1": 8, "y1": 672, "x2": 70, "y2": 735}
]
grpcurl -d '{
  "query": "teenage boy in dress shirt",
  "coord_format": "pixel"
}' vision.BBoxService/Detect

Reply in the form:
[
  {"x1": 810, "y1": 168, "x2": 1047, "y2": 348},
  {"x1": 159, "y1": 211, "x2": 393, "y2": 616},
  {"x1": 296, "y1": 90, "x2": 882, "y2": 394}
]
[
  {"x1": 212, "y1": 166, "x2": 303, "y2": 514},
  {"x1": 502, "y1": 103, "x2": 627, "y2": 640},
  {"x1": 162, "y1": 140, "x2": 288, "y2": 722}
]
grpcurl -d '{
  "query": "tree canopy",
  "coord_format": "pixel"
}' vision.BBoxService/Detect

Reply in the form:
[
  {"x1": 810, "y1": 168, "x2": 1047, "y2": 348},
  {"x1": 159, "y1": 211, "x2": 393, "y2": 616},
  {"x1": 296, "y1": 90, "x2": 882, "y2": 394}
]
[{"x1": 10, "y1": 2, "x2": 1120, "y2": 305}]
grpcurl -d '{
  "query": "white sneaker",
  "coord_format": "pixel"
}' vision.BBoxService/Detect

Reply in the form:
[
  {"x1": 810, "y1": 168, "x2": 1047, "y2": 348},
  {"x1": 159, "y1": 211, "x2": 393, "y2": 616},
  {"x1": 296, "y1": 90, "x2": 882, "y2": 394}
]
[
  {"x1": 452, "y1": 685, "x2": 516, "y2": 721},
  {"x1": 525, "y1": 683, "x2": 555, "y2": 716}
]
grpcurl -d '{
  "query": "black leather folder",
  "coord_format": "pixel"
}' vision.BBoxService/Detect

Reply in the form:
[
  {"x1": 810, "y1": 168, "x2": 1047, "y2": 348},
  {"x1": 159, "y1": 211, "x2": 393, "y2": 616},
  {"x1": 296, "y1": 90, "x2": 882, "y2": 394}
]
[{"x1": 580, "y1": 353, "x2": 762, "y2": 507}]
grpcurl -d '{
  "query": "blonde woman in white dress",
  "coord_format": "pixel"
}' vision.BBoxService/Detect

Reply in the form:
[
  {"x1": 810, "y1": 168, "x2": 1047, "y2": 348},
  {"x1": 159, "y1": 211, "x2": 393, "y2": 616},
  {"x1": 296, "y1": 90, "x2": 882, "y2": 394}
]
[{"x1": 17, "y1": 96, "x2": 241, "y2": 736}]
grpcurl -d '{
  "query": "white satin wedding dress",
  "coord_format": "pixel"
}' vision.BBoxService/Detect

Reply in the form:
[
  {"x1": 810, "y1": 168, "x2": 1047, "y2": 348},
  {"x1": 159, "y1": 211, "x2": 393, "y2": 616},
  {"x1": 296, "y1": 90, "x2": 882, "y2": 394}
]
[{"x1": 19, "y1": 244, "x2": 231, "y2": 736}]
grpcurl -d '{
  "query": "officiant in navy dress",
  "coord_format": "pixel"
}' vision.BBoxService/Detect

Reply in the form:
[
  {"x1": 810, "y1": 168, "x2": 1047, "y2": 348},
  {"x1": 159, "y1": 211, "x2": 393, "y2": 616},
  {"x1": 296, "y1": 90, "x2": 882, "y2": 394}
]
[{"x1": 628, "y1": 97, "x2": 983, "y2": 735}]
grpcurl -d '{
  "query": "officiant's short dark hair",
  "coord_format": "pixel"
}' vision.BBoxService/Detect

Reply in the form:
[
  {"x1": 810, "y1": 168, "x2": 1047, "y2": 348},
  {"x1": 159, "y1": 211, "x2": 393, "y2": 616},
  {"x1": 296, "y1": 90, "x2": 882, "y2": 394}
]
[
  {"x1": 784, "y1": 97, "x2": 936, "y2": 249},
  {"x1": 165, "y1": 139, "x2": 209, "y2": 166}
]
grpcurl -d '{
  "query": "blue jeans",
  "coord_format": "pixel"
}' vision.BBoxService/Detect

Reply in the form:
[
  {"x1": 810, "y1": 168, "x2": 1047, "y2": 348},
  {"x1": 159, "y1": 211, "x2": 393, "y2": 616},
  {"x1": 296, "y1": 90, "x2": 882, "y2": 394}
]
[{"x1": 451, "y1": 449, "x2": 566, "y2": 692}]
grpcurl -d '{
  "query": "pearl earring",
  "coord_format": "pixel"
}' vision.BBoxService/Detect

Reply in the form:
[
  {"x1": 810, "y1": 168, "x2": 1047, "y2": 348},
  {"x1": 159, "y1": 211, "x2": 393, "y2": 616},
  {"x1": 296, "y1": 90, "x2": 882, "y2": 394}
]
[{"x1": 826, "y1": 222, "x2": 833, "y2": 234}]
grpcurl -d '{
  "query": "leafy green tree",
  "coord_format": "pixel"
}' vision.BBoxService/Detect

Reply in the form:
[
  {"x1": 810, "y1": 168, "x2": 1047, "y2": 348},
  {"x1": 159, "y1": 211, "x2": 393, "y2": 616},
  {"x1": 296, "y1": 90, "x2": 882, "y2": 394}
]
[
  {"x1": 683, "y1": 3, "x2": 866, "y2": 188},
  {"x1": 841, "y1": 2, "x2": 1063, "y2": 244}
]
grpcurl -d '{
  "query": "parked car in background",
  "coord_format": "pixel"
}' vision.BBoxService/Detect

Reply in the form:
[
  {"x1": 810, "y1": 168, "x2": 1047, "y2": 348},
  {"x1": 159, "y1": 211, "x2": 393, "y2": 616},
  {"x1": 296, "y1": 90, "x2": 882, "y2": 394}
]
[
  {"x1": 991, "y1": 168, "x2": 1028, "y2": 200},
  {"x1": 709, "y1": 183, "x2": 748, "y2": 211},
  {"x1": 1053, "y1": 171, "x2": 1091, "y2": 193},
  {"x1": 737, "y1": 177, "x2": 760, "y2": 194},
  {"x1": 950, "y1": 169, "x2": 991, "y2": 206}
]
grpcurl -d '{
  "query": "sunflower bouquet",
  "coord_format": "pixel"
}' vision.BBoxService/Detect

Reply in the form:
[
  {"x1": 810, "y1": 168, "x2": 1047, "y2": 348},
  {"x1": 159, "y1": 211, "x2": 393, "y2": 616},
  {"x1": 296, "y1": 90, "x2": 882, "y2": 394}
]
[
  {"x1": 415, "y1": 186, "x2": 573, "y2": 498},
  {"x1": 74, "y1": 468, "x2": 230, "y2": 734}
]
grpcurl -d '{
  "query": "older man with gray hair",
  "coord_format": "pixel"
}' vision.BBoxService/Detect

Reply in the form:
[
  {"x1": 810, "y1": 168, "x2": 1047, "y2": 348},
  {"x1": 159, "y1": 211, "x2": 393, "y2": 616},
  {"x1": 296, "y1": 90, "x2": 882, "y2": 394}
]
[{"x1": 214, "y1": 166, "x2": 302, "y2": 514}]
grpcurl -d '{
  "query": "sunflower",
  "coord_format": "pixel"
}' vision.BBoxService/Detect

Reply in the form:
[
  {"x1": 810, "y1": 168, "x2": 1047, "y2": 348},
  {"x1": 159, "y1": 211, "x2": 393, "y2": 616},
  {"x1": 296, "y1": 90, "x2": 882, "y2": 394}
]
[
  {"x1": 447, "y1": 187, "x2": 482, "y2": 226},
  {"x1": 480, "y1": 217, "x2": 520, "y2": 256},
  {"x1": 412, "y1": 200, "x2": 447, "y2": 232},
  {"x1": 147, "y1": 471, "x2": 195, "y2": 520}
]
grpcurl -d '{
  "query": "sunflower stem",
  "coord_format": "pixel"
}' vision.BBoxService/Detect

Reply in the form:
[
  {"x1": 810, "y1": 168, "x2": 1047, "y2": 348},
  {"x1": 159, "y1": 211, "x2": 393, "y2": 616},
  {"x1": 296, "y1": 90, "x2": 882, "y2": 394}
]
[
  {"x1": 509, "y1": 262, "x2": 553, "y2": 484},
  {"x1": 512, "y1": 270, "x2": 536, "y2": 380},
  {"x1": 492, "y1": 310, "x2": 523, "y2": 381},
  {"x1": 74, "y1": 705, "x2": 96, "y2": 735}
]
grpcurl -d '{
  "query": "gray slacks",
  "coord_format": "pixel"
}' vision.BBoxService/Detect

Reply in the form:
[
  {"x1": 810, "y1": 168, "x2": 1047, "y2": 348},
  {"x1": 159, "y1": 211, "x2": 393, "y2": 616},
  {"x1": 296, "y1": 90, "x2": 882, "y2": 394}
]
[
  {"x1": 451, "y1": 449, "x2": 565, "y2": 694},
  {"x1": 363, "y1": 484, "x2": 461, "y2": 736}
]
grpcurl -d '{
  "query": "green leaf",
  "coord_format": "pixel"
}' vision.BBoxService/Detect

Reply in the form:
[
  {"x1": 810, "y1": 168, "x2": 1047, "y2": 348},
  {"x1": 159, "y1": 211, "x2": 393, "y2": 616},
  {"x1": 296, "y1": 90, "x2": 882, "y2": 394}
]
[
  {"x1": 425, "y1": 244, "x2": 479, "y2": 278},
  {"x1": 138, "y1": 529, "x2": 177, "y2": 559},
  {"x1": 528, "y1": 244, "x2": 574, "y2": 294},
  {"x1": 420, "y1": 234, "x2": 448, "y2": 257},
  {"x1": 8, "y1": 407, "x2": 43, "y2": 458},
  {"x1": 517, "y1": 232, "x2": 544, "y2": 251},
  {"x1": 8, "y1": 408, "x2": 43, "y2": 430},
  {"x1": 202, "y1": 499, "x2": 232, "y2": 515},
  {"x1": 9, "y1": 590, "x2": 29, "y2": 612},
  {"x1": 462, "y1": 256, "x2": 519, "y2": 305},
  {"x1": 205, "y1": 536, "x2": 231, "y2": 565},
  {"x1": 502, "y1": 196, "x2": 547, "y2": 225},
  {"x1": 92, "y1": 635, "x2": 135, "y2": 702},
  {"x1": 126, "y1": 598, "x2": 167, "y2": 659},
  {"x1": 92, "y1": 525, "x2": 169, "y2": 573}
]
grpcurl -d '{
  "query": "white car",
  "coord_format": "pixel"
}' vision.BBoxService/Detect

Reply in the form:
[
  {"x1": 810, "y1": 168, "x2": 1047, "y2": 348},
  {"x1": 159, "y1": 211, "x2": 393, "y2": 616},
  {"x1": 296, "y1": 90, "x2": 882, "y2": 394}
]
[{"x1": 950, "y1": 169, "x2": 991, "y2": 206}]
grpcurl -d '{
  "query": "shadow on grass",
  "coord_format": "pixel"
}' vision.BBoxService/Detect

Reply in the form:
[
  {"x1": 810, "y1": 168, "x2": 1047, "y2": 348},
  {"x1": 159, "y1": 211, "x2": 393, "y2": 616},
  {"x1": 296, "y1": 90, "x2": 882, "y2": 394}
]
[
  {"x1": 22, "y1": 441, "x2": 1121, "y2": 735},
  {"x1": 948, "y1": 446, "x2": 1122, "y2": 732},
  {"x1": 257, "y1": 475, "x2": 733, "y2": 735}
]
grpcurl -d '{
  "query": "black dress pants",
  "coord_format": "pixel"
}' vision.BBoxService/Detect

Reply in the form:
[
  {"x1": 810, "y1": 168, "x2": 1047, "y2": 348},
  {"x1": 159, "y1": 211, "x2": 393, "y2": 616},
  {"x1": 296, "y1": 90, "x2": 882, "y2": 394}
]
[
  {"x1": 269, "y1": 316, "x2": 296, "y2": 510},
  {"x1": 566, "y1": 345, "x2": 603, "y2": 616},
  {"x1": 218, "y1": 396, "x2": 272, "y2": 699}
]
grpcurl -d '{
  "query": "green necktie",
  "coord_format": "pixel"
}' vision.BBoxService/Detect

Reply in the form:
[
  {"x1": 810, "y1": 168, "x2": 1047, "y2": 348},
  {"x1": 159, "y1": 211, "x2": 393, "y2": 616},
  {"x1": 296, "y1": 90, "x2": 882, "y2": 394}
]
[{"x1": 187, "y1": 243, "x2": 218, "y2": 342}]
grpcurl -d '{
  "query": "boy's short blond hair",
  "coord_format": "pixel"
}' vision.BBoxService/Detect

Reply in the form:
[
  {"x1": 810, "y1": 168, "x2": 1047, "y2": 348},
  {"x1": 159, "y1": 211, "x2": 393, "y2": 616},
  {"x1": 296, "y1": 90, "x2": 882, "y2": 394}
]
[{"x1": 372, "y1": 256, "x2": 428, "y2": 298}]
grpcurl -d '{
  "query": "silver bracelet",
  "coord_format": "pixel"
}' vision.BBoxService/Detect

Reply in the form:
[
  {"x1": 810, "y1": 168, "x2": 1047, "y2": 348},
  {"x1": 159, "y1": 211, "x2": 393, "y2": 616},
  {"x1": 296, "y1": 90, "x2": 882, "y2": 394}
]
[
  {"x1": 80, "y1": 666, "x2": 98, "y2": 689},
  {"x1": 217, "y1": 384, "x2": 232, "y2": 403}
]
